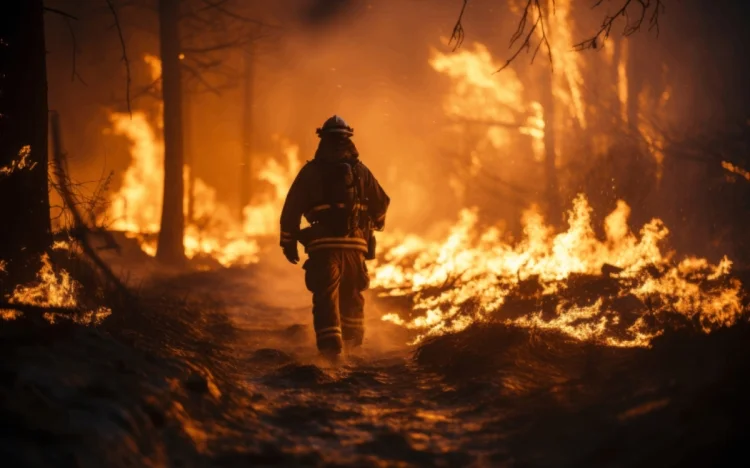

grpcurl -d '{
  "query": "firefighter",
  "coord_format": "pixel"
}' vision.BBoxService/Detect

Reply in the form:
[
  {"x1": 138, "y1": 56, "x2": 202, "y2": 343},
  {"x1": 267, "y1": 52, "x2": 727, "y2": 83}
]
[{"x1": 279, "y1": 115, "x2": 390, "y2": 358}]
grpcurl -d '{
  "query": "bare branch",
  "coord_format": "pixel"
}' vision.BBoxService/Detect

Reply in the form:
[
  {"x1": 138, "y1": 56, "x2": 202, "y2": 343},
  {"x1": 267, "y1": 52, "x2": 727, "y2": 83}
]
[
  {"x1": 49, "y1": 112, "x2": 130, "y2": 297},
  {"x1": 496, "y1": 0, "x2": 553, "y2": 73},
  {"x1": 182, "y1": 63, "x2": 223, "y2": 96},
  {"x1": 449, "y1": 0, "x2": 469, "y2": 51},
  {"x1": 64, "y1": 18, "x2": 87, "y2": 85},
  {"x1": 182, "y1": 40, "x2": 244, "y2": 55},
  {"x1": 43, "y1": 7, "x2": 79, "y2": 21},
  {"x1": 451, "y1": 0, "x2": 665, "y2": 69},
  {"x1": 196, "y1": 0, "x2": 277, "y2": 27},
  {"x1": 105, "y1": 0, "x2": 132, "y2": 116},
  {"x1": 573, "y1": 0, "x2": 665, "y2": 51}
]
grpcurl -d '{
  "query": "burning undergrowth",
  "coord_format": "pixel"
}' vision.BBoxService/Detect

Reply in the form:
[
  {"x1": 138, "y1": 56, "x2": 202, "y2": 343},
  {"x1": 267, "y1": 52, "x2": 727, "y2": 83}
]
[
  {"x1": 1, "y1": 242, "x2": 115, "y2": 325},
  {"x1": 102, "y1": 55, "x2": 299, "y2": 267},
  {"x1": 372, "y1": 195, "x2": 748, "y2": 349}
]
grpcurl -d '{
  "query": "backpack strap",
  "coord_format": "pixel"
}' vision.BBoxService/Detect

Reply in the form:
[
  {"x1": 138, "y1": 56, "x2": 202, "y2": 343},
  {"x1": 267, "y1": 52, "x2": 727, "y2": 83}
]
[{"x1": 348, "y1": 159, "x2": 363, "y2": 235}]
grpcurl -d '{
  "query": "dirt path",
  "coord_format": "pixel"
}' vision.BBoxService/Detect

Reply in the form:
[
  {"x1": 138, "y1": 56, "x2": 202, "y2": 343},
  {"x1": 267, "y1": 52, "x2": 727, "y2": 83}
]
[
  {"x1": 5, "y1": 245, "x2": 747, "y2": 467},
  {"x1": 160, "y1": 249, "x2": 750, "y2": 467},
  {"x1": 166, "y1": 252, "x2": 481, "y2": 466}
]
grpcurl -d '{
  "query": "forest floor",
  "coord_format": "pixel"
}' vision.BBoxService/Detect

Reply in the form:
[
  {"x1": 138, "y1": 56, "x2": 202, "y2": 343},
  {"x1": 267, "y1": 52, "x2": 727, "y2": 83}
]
[{"x1": 2, "y1": 242, "x2": 750, "y2": 467}]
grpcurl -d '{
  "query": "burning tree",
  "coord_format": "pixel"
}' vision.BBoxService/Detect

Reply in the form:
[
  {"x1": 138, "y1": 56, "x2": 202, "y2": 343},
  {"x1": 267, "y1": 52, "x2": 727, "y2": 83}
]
[
  {"x1": 102, "y1": 0, "x2": 272, "y2": 265},
  {"x1": 0, "y1": 2, "x2": 119, "y2": 323},
  {"x1": 361, "y1": 0, "x2": 749, "y2": 347},
  {"x1": 154, "y1": 0, "x2": 186, "y2": 265},
  {"x1": 434, "y1": 0, "x2": 675, "y2": 229}
]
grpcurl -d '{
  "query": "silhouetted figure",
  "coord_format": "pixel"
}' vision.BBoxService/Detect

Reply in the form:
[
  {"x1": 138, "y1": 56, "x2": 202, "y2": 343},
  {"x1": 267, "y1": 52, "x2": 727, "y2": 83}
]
[{"x1": 280, "y1": 116, "x2": 390, "y2": 358}]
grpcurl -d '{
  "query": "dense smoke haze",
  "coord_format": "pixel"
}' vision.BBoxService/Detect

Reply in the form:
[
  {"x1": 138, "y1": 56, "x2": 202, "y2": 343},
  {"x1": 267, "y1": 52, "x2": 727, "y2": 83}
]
[{"x1": 43, "y1": 0, "x2": 750, "y2": 260}]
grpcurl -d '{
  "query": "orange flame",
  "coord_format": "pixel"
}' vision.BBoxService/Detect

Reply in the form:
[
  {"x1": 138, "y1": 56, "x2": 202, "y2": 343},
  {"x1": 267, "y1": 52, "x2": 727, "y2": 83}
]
[
  {"x1": 722, "y1": 161, "x2": 750, "y2": 182},
  {"x1": 374, "y1": 195, "x2": 745, "y2": 347},
  {"x1": 1, "y1": 254, "x2": 112, "y2": 324},
  {"x1": 430, "y1": 42, "x2": 545, "y2": 161},
  {"x1": 103, "y1": 56, "x2": 299, "y2": 266}
]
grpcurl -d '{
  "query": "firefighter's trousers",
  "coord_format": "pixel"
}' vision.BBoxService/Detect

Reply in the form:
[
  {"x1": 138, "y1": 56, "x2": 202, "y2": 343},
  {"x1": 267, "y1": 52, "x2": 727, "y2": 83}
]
[{"x1": 303, "y1": 249, "x2": 369, "y2": 353}]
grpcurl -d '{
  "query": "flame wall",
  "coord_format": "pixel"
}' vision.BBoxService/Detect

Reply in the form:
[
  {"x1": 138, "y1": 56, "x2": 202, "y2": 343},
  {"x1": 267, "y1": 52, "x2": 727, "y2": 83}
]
[{"x1": 42, "y1": 0, "x2": 750, "y2": 261}]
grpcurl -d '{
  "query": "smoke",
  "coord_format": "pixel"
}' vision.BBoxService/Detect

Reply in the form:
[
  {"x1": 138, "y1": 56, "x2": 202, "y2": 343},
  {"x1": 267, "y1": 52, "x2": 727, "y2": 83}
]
[
  {"x1": 300, "y1": 0, "x2": 361, "y2": 27},
  {"x1": 42, "y1": 0, "x2": 750, "y2": 261}
]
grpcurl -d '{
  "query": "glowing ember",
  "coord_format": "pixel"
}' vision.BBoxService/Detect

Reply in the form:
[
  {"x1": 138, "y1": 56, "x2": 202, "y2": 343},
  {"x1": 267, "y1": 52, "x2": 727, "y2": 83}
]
[
  {"x1": 2, "y1": 254, "x2": 112, "y2": 324},
  {"x1": 373, "y1": 195, "x2": 745, "y2": 347},
  {"x1": 722, "y1": 161, "x2": 750, "y2": 182}
]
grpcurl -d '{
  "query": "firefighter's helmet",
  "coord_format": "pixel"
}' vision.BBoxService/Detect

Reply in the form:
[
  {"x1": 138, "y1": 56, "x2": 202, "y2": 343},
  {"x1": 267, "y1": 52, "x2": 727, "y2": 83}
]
[{"x1": 316, "y1": 115, "x2": 354, "y2": 137}]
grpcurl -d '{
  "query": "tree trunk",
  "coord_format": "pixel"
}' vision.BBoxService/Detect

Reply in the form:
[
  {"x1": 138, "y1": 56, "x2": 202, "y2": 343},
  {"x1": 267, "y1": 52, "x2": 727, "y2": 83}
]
[
  {"x1": 0, "y1": 0, "x2": 52, "y2": 288},
  {"x1": 183, "y1": 91, "x2": 194, "y2": 224},
  {"x1": 156, "y1": 0, "x2": 186, "y2": 265},
  {"x1": 239, "y1": 46, "x2": 254, "y2": 220}
]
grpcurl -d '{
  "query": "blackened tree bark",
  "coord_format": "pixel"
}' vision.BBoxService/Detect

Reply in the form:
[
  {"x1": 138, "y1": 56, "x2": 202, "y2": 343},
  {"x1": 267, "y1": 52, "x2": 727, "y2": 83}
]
[
  {"x1": 183, "y1": 90, "x2": 194, "y2": 224},
  {"x1": 0, "y1": 0, "x2": 52, "y2": 286},
  {"x1": 156, "y1": 0, "x2": 186, "y2": 265}
]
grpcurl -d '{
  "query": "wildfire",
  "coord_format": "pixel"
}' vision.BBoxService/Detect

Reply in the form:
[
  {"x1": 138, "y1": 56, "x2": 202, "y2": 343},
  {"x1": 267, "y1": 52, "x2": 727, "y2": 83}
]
[
  {"x1": 1, "y1": 254, "x2": 112, "y2": 324},
  {"x1": 96, "y1": 35, "x2": 747, "y2": 351},
  {"x1": 430, "y1": 42, "x2": 546, "y2": 161},
  {"x1": 103, "y1": 56, "x2": 298, "y2": 266},
  {"x1": 541, "y1": 0, "x2": 586, "y2": 130},
  {"x1": 373, "y1": 195, "x2": 745, "y2": 347}
]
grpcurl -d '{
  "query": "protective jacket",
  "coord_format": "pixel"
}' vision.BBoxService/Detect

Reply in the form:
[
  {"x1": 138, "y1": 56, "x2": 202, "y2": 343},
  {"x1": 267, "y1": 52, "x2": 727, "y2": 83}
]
[{"x1": 279, "y1": 137, "x2": 390, "y2": 254}]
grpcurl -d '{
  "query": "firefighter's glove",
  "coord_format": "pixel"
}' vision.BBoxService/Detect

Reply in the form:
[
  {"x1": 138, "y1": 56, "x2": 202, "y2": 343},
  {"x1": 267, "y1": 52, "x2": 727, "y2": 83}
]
[
  {"x1": 282, "y1": 242, "x2": 299, "y2": 265},
  {"x1": 372, "y1": 218, "x2": 386, "y2": 231},
  {"x1": 370, "y1": 212, "x2": 386, "y2": 232}
]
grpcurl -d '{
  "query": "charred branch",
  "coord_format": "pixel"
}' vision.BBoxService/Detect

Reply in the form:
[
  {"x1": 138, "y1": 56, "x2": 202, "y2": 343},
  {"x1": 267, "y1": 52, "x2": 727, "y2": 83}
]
[
  {"x1": 195, "y1": 0, "x2": 273, "y2": 27},
  {"x1": 105, "y1": 0, "x2": 132, "y2": 116},
  {"x1": 499, "y1": 0, "x2": 553, "y2": 72},
  {"x1": 452, "y1": 0, "x2": 665, "y2": 68},
  {"x1": 181, "y1": 40, "x2": 243, "y2": 54},
  {"x1": 574, "y1": 0, "x2": 665, "y2": 51},
  {"x1": 176, "y1": 0, "x2": 276, "y2": 96},
  {"x1": 49, "y1": 112, "x2": 130, "y2": 297},
  {"x1": 451, "y1": 0, "x2": 552, "y2": 71},
  {"x1": 43, "y1": 7, "x2": 78, "y2": 21},
  {"x1": 64, "y1": 18, "x2": 87, "y2": 85},
  {"x1": 449, "y1": 0, "x2": 469, "y2": 51},
  {"x1": 182, "y1": 63, "x2": 223, "y2": 95}
]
